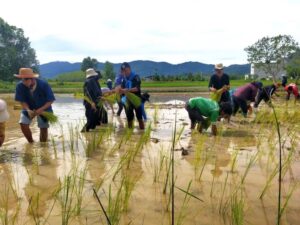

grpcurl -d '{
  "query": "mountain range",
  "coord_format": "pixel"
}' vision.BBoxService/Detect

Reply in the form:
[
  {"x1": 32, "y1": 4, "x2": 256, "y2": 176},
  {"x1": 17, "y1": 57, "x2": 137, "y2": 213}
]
[{"x1": 39, "y1": 60, "x2": 250, "y2": 79}]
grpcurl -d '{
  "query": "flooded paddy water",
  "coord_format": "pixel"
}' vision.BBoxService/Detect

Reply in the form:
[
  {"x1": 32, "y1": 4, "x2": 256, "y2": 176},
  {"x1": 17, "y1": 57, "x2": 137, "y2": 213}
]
[{"x1": 0, "y1": 93, "x2": 300, "y2": 225}]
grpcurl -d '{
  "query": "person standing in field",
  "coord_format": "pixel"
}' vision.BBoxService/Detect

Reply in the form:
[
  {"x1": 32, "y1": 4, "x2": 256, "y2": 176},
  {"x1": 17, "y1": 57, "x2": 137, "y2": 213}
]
[
  {"x1": 0, "y1": 99, "x2": 9, "y2": 147},
  {"x1": 232, "y1": 81, "x2": 262, "y2": 117},
  {"x1": 120, "y1": 62, "x2": 144, "y2": 129},
  {"x1": 82, "y1": 68, "x2": 103, "y2": 132},
  {"x1": 209, "y1": 63, "x2": 230, "y2": 103},
  {"x1": 14, "y1": 68, "x2": 55, "y2": 143},
  {"x1": 185, "y1": 97, "x2": 232, "y2": 136},
  {"x1": 114, "y1": 66, "x2": 125, "y2": 116},
  {"x1": 284, "y1": 83, "x2": 300, "y2": 103}
]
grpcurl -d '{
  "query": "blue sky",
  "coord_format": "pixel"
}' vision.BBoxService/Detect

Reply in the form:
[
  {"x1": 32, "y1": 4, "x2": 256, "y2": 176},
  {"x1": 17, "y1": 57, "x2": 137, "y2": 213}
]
[{"x1": 1, "y1": 0, "x2": 299, "y2": 65}]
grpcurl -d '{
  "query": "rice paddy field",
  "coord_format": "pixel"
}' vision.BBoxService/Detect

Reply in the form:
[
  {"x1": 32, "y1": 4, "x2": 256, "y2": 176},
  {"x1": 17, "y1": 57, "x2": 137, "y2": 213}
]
[{"x1": 0, "y1": 93, "x2": 300, "y2": 225}]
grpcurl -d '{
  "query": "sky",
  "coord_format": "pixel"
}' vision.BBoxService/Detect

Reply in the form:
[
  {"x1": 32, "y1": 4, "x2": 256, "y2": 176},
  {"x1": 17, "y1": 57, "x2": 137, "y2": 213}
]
[{"x1": 1, "y1": 0, "x2": 300, "y2": 65}]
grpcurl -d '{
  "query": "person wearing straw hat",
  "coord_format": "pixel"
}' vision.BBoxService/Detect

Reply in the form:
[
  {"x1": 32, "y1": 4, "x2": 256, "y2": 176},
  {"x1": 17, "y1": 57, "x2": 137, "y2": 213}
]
[
  {"x1": 14, "y1": 68, "x2": 55, "y2": 143},
  {"x1": 209, "y1": 63, "x2": 230, "y2": 103},
  {"x1": 0, "y1": 99, "x2": 9, "y2": 147},
  {"x1": 82, "y1": 68, "x2": 104, "y2": 132}
]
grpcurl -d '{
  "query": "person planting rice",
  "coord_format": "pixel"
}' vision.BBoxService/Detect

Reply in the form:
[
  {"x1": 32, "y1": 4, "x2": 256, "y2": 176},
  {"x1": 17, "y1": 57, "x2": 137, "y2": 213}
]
[
  {"x1": 119, "y1": 62, "x2": 144, "y2": 129},
  {"x1": 254, "y1": 82, "x2": 280, "y2": 110},
  {"x1": 0, "y1": 99, "x2": 9, "y2": 147},
  {"x1": 284, "y1": 83, "x2": 300, "y2": 103},
  {"x1": 14, "y1": 68, "x2": 55, "y2": 143},
  {"x1": 232, "y1": 81, "x2": 262, "y2": 117},
  {"x1": 209, "y1": 63, "x2": 230, "y2": 103},
  {"x1": 185, "y1": 97, "x2": 232, "y2": 136},
  {"x1": 82, "y1": 68, "x2": 105, "y2": 132}
]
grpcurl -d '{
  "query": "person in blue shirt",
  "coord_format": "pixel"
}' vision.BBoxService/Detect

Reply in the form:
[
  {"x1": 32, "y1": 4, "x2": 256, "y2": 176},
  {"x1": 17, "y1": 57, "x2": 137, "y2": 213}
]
[
  {"x1": 14, "y1": 68, "x2": 55, "y2": 143},
  {"x1": 141, "y1": 92, "x2": 150, "y2": 121},
  {"x1": 119, "y1": 62, "x2": 144, "y2": 129}
]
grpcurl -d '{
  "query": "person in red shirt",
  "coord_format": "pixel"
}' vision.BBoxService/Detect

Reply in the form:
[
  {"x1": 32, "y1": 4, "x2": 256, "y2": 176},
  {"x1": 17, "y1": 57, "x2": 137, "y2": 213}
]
[{"x1": 284, "y1": 83, "x2": 299, "y2": 102}]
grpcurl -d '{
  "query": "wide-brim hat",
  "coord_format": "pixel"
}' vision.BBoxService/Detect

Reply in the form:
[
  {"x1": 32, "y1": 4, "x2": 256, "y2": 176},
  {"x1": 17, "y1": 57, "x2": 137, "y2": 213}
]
[
  {"x1": 215, "y1": 63, "x2": 224, "y2": 70},
  {"x1": 14, "y1": 68, "x2": 39, "y2": 79},
  {"x1": 86, "y1": 68, "x2": 98, "y2": 78},
  {"x1": 0, "y1": 99, "x2": 9, "y2": 122}
]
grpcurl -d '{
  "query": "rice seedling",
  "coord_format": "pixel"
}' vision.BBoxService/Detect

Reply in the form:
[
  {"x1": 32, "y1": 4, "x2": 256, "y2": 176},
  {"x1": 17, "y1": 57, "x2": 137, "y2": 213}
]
[
  {"x1": 0, "y1": 185, "x2": 20, "y2": 225},
  {"x1": 74, "y1": 93, "x2": 93, "y2": 105},
  {"x1": 230, "y1": 191, "x2": 245, "y2": 225},
  {"x1": 50, "y1": 136, "x2": 58, "y2": 159},
  {"x1": 107, "y1": 184, "x2": 123, "y2": 225},
  {"x1": 28, "y1": 193, "x2": 41, "y2": 225},
  {"x1": 279, "y1": 182, "x2": 298, "y2": 216},
  {"x1": 56, "y1": 176, "x2": 75, "y2": 225},
  {"x1": 74, "y1": 166, "x2": 87, "y2": 215},
  {"x1": 230, "y1": 148, "x2": 239, "y2": 173},
  {"x1": 219, "y1": 172, "x2": 229, "y2": 214},
  {"x1": 40, "y1": 111, "x2": 58, "y2": 124},
  {"x1": 240, "y1": 151, "x2": 259, "y2": 184},
  {"x1": 176, "y1": 180, "x2": 192, "y2": 225}
]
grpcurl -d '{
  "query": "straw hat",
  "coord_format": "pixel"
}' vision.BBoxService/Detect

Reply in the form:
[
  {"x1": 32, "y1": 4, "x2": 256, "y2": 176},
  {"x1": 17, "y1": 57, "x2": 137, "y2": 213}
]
[
  {"x1": 86, "y1": 68, "x2": 98, "y2": 78},
  {"x1": 14, "y1": 68, "x2": 39, "y2": 79},
  {"x1": 215, "y1": 63, "x2": 224, "y2": 70},
  {"x1": 0, "y1": 99, "x2": 9, "y2": 122}
]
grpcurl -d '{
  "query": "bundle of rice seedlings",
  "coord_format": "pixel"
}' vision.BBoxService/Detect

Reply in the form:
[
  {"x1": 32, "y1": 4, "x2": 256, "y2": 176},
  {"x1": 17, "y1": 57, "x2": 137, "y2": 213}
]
[
  {"x1": 210, "y1": 88, "x2": 224, "y2": 102},
  {"x1": 74, "y1": 93, "x2": 93, "y2": 105},
  {"x1": 102, "y1": 93, "x2": 118, "y2": 104},
  {"x1": 125, "y1": 92, "x2": 141, "y2": 108},
  {"x1": 41, "y1": 111, "x2": 58, "y2": 124}
]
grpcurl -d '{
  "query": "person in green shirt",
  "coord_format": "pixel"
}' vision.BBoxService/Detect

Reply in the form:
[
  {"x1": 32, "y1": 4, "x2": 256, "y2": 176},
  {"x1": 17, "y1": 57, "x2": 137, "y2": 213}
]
[{"x1": 185, "y1": 97, "x2": 232, "y2": 135}]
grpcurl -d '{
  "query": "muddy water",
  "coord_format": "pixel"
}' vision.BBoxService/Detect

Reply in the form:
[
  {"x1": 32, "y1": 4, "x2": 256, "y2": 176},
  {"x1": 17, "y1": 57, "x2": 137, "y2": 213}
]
[{"x1": 0, "y1": 94, "x2": 299, "y2": 225}]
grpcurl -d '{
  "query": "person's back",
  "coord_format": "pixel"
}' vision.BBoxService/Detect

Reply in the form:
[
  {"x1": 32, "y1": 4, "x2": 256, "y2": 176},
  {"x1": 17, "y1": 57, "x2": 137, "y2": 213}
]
[
  {"x1": 234, "y1": 82, "x2": 260, "y2": 102},
  {"x1": 188, "y1": 97, "x2": 219, "y2": 121}
]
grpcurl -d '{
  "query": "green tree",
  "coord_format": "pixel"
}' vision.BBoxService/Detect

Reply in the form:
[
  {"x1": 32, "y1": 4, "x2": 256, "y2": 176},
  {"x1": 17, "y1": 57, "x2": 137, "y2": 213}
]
[
  {"x1": 286, "y1": 49, "x2": 300, "y2": 82},
  {"x1": 0, "y1": 17, "x2": 39, "y2": 81},
  {"x1": 81, "y1": 57, "x2": 98, "y2": 71},
  {"x1": 244, "y1": 35, "x2": 299, "y2": 81},
  {"x1": 103, "y1": 61, "x2": 115, "y2": 80}
]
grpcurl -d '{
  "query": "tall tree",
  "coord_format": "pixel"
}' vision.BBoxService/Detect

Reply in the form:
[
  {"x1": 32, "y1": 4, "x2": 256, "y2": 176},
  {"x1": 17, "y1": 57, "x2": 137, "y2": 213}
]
[
  {"x1": 244, "y1": 35, "x2": 299, "y2": 81},
  {"x1": 81, "y1": 57, "x2": 98, "y2": 71},
  {"x1": 0, "y1": 17, "x2": 39, "y2": 81},
  {"x1": 103, "y1": 61, "x2": 115, "y2": 80},
  {"x1": 286, "y1": 49, "x2": 300, "y2": 83}
]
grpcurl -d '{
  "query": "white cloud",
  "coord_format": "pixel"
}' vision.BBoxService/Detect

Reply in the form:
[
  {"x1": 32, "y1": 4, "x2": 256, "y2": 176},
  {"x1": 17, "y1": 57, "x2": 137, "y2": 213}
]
[{"x1": 1, "y1": 0, "x2": 299, "y2": 65}]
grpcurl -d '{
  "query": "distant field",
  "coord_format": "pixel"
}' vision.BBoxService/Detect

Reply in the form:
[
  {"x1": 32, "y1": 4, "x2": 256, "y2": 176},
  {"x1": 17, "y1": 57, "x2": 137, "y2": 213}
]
[{"x1": 0, "y1": 79, "x2": 277, "y2": 93}]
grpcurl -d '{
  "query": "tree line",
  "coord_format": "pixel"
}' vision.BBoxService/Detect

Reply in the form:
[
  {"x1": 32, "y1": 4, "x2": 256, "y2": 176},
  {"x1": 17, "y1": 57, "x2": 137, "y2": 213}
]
[{"x1": 1, "y1": 17, "x2": 300, "y2": 82}]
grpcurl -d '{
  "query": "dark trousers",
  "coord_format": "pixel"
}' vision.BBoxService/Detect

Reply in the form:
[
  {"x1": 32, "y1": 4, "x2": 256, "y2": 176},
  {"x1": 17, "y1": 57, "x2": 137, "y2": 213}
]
[
  {"x1": 220, "y1": 91, "x2": 230, "y2": 103},
  {"x1": 116, "y1": 101, "x2": 124, "y2": 116},
  {"x1": 125, "y1": 103, "x2": 143, "y2": 122},
  {"x1": 96, "y1": 107, "x2": 108, "y2": 125},
  {"x1": 185, "y1": 104, "x2": 205, "y2": 127},
  {"x1": 84, "y1": 104, "x2": 98, "y2": 131},
  {"x1": 233, "y1": 96, "x2": 248, "y2": 116},
  {"x1": 254, "y1": 91, "x2": 269, "y2": 108}
]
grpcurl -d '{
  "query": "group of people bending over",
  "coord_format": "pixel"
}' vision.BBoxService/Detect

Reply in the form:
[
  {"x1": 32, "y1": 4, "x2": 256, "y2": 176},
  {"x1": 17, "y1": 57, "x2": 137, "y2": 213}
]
[{"x1": 185, "y1": 63, "x2": 299, "y2": 136}]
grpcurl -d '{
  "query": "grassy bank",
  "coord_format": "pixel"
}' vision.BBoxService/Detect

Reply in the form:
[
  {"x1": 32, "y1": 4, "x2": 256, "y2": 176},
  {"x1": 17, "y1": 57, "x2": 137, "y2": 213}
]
[{"x1": 0, "y1": 79, "x2": 276, "y2": 93}]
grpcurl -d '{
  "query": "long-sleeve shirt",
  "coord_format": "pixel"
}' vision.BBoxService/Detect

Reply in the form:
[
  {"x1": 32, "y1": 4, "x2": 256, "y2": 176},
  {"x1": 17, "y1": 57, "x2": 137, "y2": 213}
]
[
  {"x1": 284, "y1": 83, "x2": 299, "y2": 100},
  {"x1": 83, "y1": 77, "x2": 102, "y2": 105},
  {"x1": 233, "y1": 83, "x2": 260, "y2": 102}
]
